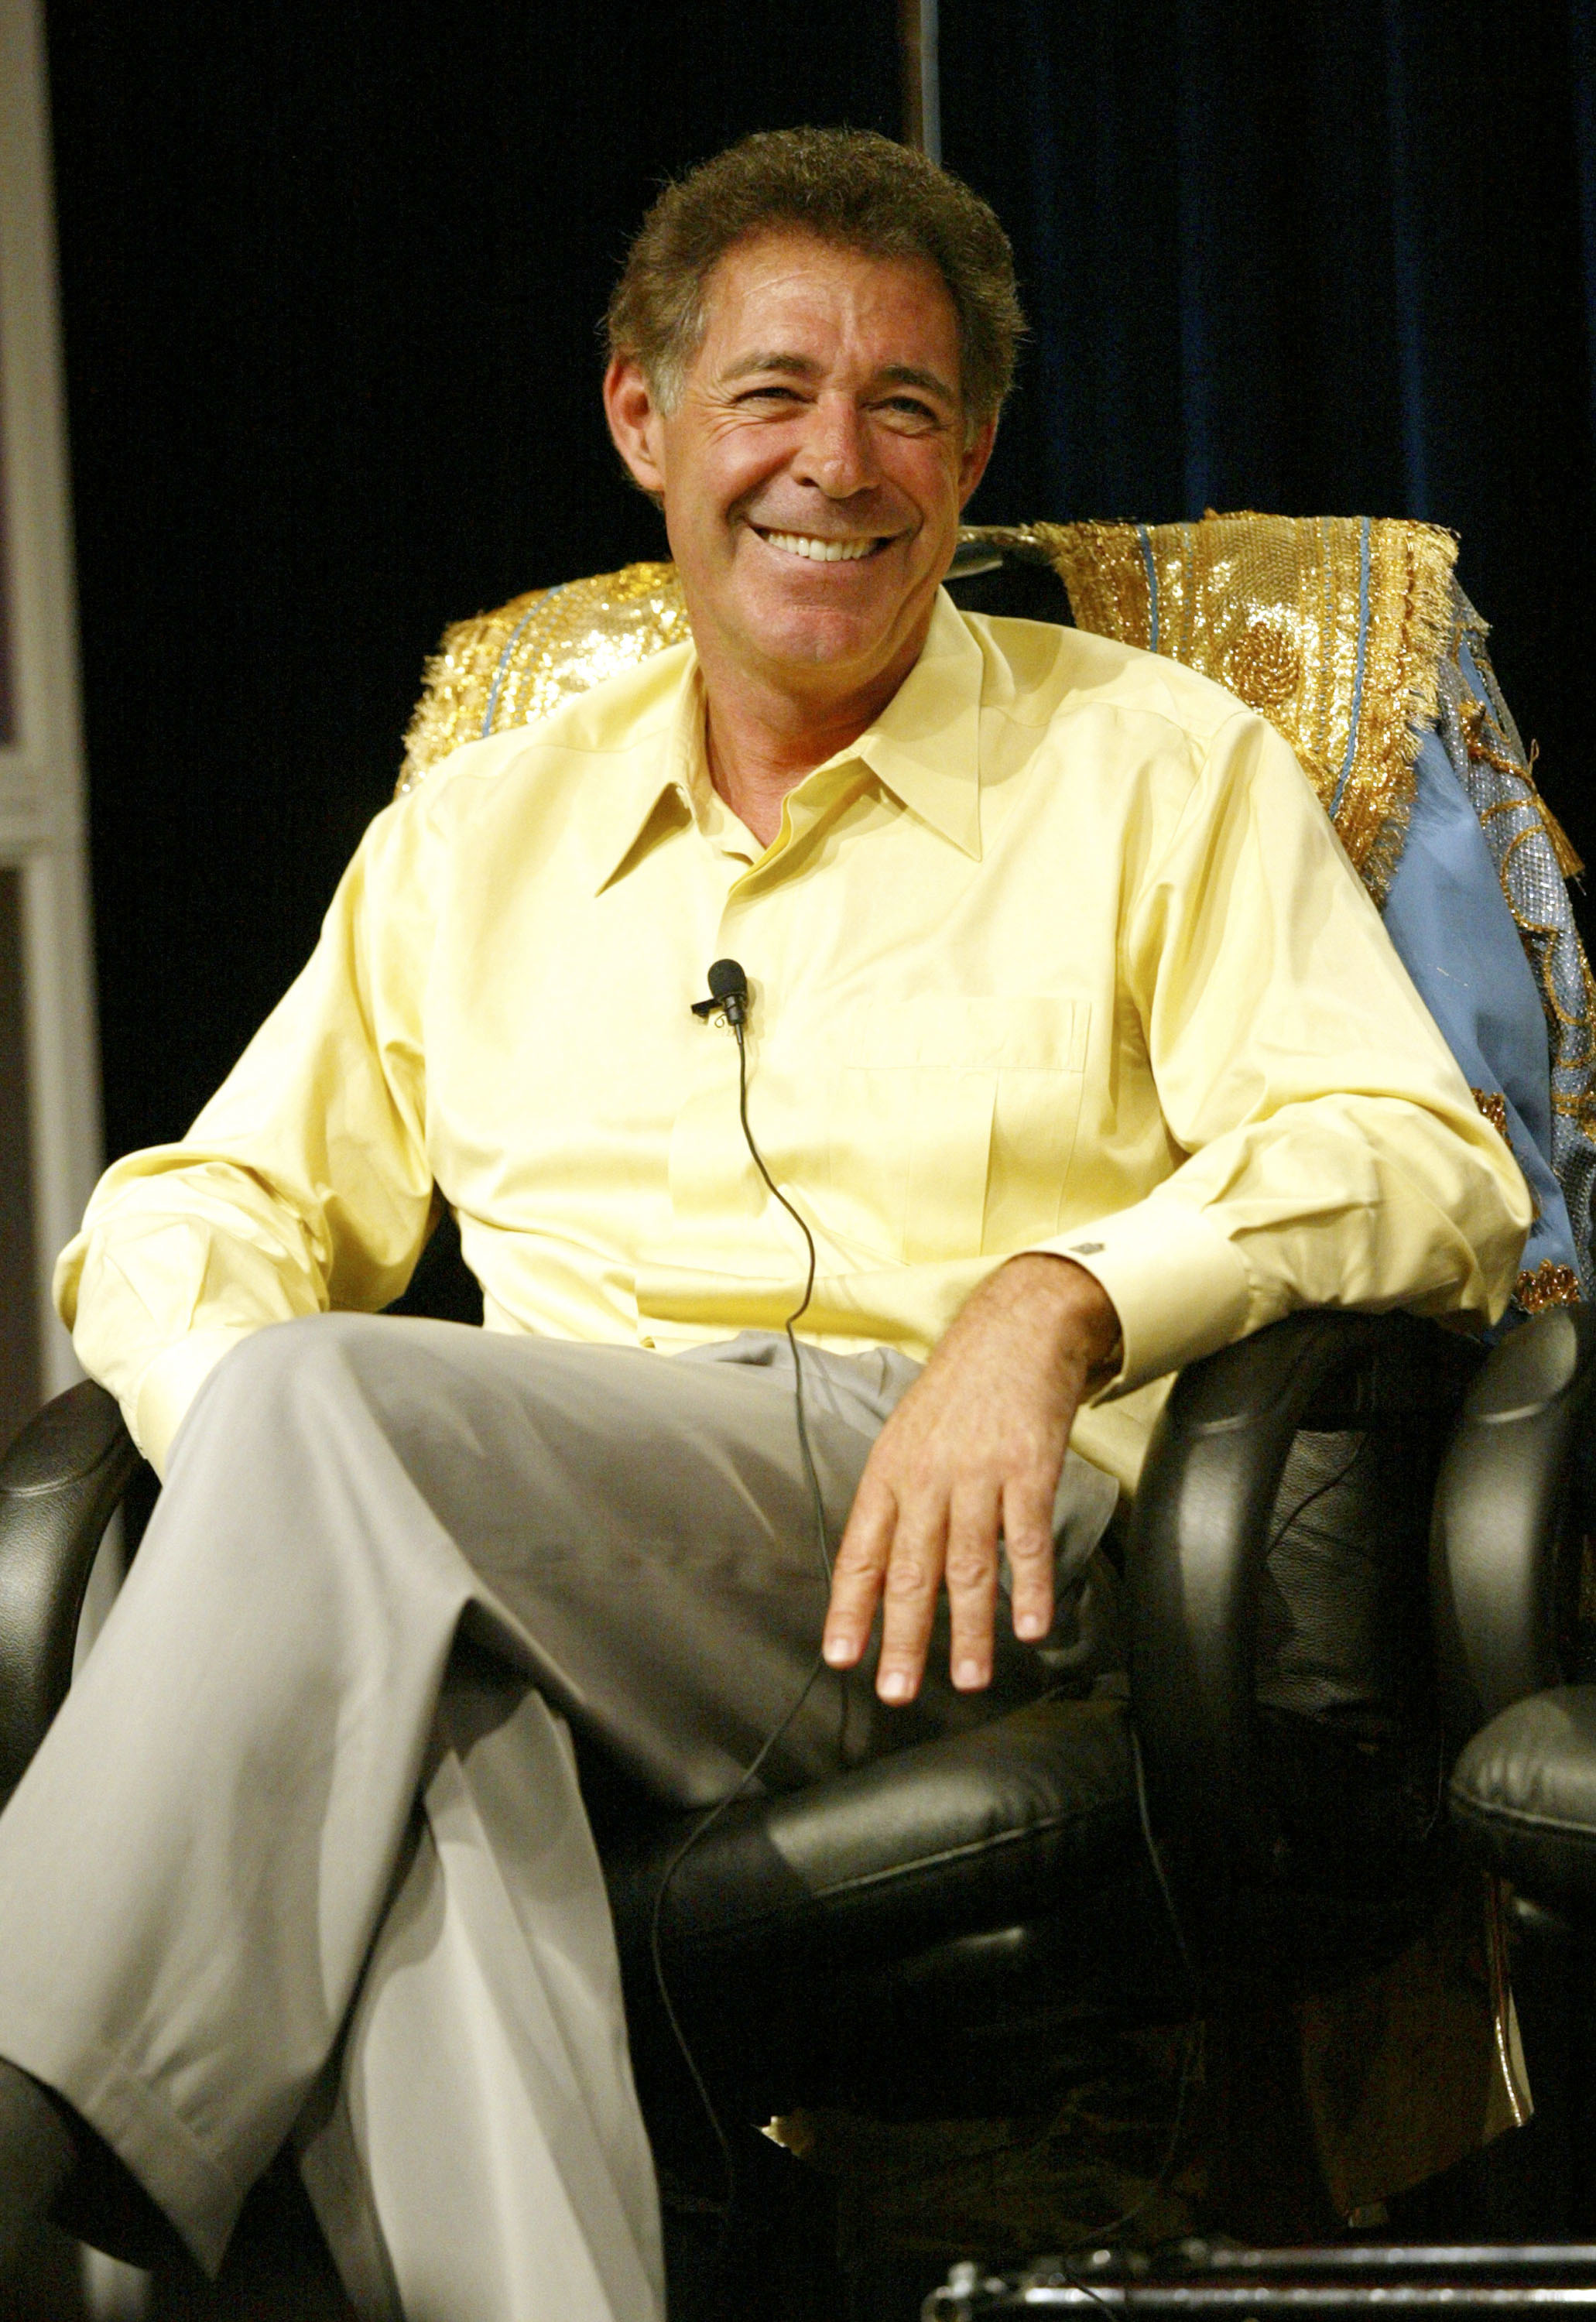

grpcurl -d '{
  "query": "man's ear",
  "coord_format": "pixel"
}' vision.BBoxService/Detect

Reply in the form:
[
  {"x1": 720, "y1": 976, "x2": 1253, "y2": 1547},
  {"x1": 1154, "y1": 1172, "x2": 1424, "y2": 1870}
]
[
  {"x1": 957, "y1": 413, "x2": 998, "y2": 510},
  {"x1": 604, "y1": 357, "x2": 668, "y2": 499}
]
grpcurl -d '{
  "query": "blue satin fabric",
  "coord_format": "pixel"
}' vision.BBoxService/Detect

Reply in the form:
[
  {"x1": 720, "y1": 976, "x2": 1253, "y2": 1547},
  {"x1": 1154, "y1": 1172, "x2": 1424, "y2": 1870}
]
[{"x1": 1380, "y1": 728, "x2": 1579, "y2": 1297}]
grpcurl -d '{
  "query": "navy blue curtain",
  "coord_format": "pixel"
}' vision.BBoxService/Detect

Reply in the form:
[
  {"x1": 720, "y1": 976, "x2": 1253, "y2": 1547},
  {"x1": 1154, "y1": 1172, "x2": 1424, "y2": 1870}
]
[{"x1": 944, "y1": 0, "x2": 1596, "y2": 872}]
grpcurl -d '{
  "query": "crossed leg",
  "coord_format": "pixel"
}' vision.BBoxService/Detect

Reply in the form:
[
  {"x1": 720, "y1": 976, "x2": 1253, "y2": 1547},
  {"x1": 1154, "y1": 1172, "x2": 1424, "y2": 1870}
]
[{"x1": 0, "y1": 1313, "x2": 1114, "y2": 2318}]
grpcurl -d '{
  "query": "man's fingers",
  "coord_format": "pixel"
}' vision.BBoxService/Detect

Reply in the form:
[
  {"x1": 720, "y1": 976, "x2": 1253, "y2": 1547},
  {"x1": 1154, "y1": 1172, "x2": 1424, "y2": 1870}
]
[
  {"x1": 873, "y1": 1495, "x2": 947, "y2": 1703},
  {"x1": 943, "y1": 1481, "x2": 1002, "y2": 1690},
  {"x1": 823, "y1": 1256, "x2": 1111, "y2": 1698},
  {"x1": 823, "y1": 1479, "x2": 897, "y2": 1670},
  {"x1": 1002, "y1": 1473, "x2": 1057, "y2": 1643}
]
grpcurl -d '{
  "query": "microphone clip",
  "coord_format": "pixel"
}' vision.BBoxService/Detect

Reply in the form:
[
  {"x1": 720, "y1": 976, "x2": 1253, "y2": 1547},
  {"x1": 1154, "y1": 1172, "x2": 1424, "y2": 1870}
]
[{"x1": 692, "y1": 959, "x2": 749, "y2": 1029}]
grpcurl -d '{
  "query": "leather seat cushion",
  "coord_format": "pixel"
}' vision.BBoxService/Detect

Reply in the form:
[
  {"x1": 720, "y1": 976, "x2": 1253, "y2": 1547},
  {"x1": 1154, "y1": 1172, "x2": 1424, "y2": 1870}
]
[
  {"x1": 1450, "y1": 1686, "x2": 1596, "y2": 1908},
  {"x1": 1255, "y1": 1426, "x2": 1441, "y2": 1732},
  {"x1": 604, "y1": 1693, "x2": 1139, "y2": 1982}
]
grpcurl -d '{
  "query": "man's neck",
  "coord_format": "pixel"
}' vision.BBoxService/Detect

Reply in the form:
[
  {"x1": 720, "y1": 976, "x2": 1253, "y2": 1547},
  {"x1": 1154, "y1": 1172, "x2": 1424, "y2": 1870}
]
[{"x1": 700, "y1": 646, "x2": 920, "y2": 848}]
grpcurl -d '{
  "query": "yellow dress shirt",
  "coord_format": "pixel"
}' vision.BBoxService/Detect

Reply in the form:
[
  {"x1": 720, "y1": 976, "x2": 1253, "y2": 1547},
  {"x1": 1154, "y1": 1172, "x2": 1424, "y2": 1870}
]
[{"x1": 57, "y1": 593, "x2": 1531, "y2": 1488}]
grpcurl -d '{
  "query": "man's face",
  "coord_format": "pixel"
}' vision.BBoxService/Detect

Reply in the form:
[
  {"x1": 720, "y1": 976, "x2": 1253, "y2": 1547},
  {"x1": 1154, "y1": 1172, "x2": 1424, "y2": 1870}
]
[{"x1": 605, "y1": 231, "x2": 995, "y2": 708}]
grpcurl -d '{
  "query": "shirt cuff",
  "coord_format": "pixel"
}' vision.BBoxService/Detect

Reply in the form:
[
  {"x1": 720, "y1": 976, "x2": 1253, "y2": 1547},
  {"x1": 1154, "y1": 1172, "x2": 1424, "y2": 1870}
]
[
  {"x1": 131, "y1": 1327, "x2": 260, "y2": 1478},
  {"x1": 1034, "y1": 1197, "x2": 1253, "y2": 1396}
]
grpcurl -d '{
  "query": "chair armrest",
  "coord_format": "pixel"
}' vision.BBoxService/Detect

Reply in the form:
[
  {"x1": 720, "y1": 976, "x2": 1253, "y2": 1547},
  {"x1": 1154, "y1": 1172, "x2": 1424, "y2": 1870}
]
[
  {"x1": 1431, "y1": 1305, "x2": 1596, "y2": 1749},
  {"x1": 0, "y1": 1382, "x2": 142, "y2": 1803},
  {"x1": 1127, "y1": 1308, "x2": 1477, "y2": 1891}
]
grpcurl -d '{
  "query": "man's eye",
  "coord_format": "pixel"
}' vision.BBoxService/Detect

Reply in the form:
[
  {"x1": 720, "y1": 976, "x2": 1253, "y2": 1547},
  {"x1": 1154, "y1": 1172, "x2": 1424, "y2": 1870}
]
[
  {"x1": 738, "y1": 385, "x2": 805, "y2": 406},
  {"x1": 880, "y1": 398, "x2": 940, "y2": 425}
]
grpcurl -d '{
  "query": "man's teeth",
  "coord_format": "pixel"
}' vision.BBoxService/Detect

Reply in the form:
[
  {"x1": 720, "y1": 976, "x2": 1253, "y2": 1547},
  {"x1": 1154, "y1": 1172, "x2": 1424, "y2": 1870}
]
[{"x1": 761, "y1": 530, "x2": 876, "y2": 562}]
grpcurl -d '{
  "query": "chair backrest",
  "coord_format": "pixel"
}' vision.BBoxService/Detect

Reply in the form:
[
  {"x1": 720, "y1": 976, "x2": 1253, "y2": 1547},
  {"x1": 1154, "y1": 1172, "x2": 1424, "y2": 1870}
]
[{"x1": 396, "y1": 512, "x2": 1596, "y2": 1322}]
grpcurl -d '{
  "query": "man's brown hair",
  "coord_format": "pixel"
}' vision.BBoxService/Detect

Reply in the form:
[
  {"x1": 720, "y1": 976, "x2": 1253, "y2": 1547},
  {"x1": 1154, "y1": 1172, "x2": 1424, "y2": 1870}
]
[{"x1": 607, "y1": 127, "x2": 1025, "y2": 434}]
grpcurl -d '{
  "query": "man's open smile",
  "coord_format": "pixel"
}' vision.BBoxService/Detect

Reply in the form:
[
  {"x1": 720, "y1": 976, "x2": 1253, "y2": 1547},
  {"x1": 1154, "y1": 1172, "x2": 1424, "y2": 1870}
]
[{"x1": 752, "y1": 526, "x2": 896, "y2": 563}]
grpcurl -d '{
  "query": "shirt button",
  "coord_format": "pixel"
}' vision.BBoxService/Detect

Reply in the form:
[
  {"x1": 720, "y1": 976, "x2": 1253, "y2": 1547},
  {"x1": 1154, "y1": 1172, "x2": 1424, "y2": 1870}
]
[
  {"x1": 639, "y1": 1335, "x2": 656, "y2": 1350},
  {"x1": 1067, "y1": 1242, "x2": 1105, "y2": 1255}
]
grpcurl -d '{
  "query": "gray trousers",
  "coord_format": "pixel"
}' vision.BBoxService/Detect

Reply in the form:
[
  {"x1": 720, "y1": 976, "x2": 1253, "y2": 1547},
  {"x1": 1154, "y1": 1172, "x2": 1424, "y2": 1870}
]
[{"x1": 0, "y1": 1315, "x2": 1118, "y2": 2320}]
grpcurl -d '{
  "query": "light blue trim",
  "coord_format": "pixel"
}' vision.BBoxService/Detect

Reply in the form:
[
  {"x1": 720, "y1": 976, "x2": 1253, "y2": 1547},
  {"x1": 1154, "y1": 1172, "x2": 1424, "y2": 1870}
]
[
  {"x1": 1135, "y1": 525, "x2": 1159, "y2": 654},
  {"x1": 1331, "y1": 517, "x2": 1372, "y2": 817},
  {"x1": 481, "y1": 585, "x2": 567, "y2": 738},
  {"x1": 1382, "y1": 727, "x2": 1582, "y2": 1308}
]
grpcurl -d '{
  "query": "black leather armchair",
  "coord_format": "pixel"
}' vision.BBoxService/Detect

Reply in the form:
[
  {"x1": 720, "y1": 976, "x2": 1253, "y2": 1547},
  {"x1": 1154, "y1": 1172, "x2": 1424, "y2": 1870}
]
[
  {"x1": 1426, "y1": 1310, "x2": 1596, "y2": 2240},
  {"x1": 0, "y1": 1300, "x2": 1489, "y2": 2276},
  {"x1": 1439, "y1": 1307, "x2": 1596, "y2": 1914},
  {"x1": 10, "y1": 515, "x2": 1569, "y2": 2290}
]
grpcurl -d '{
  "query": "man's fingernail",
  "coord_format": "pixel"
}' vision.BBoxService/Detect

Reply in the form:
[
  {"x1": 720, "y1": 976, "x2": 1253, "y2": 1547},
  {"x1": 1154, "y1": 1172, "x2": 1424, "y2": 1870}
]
[
  {"x1": 878, "y1": 1669, "x2": 910, "y2": 1702},
  {"x1": 823, "y1": 1636, "x2": 851, "y2": 1666},
  {"x1": 1015, "y1": 1611, "x2": 1048, "y2": 1640},
  {"x1": 954, "y1": 1658, "x2": 985, "y2": 1690}
]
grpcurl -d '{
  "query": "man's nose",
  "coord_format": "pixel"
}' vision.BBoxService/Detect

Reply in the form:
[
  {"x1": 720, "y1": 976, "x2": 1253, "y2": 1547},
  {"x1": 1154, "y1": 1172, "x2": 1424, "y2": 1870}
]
[{"x1": 790, "y1": 396, "x2": 878, "y2": 498}]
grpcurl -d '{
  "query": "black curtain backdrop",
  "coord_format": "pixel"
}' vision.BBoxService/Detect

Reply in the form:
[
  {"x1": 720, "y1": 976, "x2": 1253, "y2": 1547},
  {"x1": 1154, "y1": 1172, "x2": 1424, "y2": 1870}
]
[
  {"x1": 941, "y1": 0, "x2": 1596, "y2": 899},
  {"x1": 43, "y1": 1, "x2": 901, "y2": 1159},
  {"x1": 42, "y1": 0, "x2": 1596, "y2": 1170}
]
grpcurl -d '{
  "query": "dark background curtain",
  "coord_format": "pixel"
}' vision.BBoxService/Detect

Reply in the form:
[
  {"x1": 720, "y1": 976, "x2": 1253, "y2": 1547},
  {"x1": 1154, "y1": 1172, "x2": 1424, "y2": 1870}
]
[
  {"x1": 42, "y1": 0, "x2": 1596, "y2": 1168},
  {"x1": 941, "y1": 0, "x2": 1596, "y2": 841}
]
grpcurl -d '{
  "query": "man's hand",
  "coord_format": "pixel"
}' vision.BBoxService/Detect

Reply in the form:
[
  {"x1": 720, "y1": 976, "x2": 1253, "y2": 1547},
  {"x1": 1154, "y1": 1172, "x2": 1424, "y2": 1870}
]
[{"x1": 822, "y1": 1255, "x2": 1121, "y2": 1702}]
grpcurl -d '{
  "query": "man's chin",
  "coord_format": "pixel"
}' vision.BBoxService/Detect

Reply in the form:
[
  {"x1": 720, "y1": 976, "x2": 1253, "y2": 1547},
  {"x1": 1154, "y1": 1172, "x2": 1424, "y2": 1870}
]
[
  {"x1": 727, "y1": 570, "x2": 930, "y2": 681},
  {"x1": 756, "y1": 608, "x2": 886, "y2": 667}
]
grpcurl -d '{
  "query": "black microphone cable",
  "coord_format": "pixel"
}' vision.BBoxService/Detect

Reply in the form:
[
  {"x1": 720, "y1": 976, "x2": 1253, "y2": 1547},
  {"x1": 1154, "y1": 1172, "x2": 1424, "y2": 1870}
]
[
  {"x1": 685, "y1": 958, "x2": 829, "y2": 1590},
  {"x1": 651, "y1": 959, "x2": 836, "y2": 2242}
]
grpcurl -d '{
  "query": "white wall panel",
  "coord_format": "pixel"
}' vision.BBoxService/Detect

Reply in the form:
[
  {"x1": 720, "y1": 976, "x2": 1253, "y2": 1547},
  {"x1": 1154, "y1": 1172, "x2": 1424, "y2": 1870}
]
[{"x1": 0, "y1": 0, "x2": 104, "y2": 1401}]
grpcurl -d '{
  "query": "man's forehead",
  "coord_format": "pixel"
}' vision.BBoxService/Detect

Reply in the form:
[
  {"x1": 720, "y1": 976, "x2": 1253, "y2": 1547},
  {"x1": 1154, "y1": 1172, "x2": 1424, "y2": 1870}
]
[
  {"x1": 695, "y1": 231, "x2": 961, "y2": 380},
  {"x1": 706, "y1": 231, "x2": 957, "y2": 332}
]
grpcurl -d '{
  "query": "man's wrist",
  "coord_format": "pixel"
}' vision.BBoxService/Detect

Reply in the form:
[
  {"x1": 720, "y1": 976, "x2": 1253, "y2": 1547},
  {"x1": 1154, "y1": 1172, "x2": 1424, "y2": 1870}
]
[{"x1": 996, "y1": 1252, "x2": 1123, "y2": 1380}]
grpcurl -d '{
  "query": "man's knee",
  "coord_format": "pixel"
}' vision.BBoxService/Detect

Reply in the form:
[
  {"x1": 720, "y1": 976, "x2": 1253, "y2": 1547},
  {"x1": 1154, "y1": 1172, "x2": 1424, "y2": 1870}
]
[
  {"x1": 149, "y1": 1313, "x2": 498, "y2": 1622},
  {"x1": 176, "y1": 1312, "x2": 467, "y2": 1465}
]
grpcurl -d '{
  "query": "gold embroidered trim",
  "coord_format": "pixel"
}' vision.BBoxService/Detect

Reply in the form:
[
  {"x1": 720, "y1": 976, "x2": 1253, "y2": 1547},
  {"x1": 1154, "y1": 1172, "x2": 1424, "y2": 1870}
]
[
  {"x1": 1515, "y1": 1259, "x2": 1581, "y2": 1312},
  {"x1": 1555, "y1": 1086, "x2": 1596, "y2": 1134},
  {"x1": 1471, "y1": 1088, "x2": 1509, "y2": 1139},
  {"x1": 1462, "y1": 698, "x2": 1584, "y2": 878},
  {"x1": 1036, "y1": 512, "x2": 1458, "y2": 909}
]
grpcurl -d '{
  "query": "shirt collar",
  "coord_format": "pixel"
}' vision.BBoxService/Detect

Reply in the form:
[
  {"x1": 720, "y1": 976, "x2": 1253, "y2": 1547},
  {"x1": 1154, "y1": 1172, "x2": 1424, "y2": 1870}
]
[
  {"x1": 591, "y1": 585, "x2": 985, "y2": 891},
  {"x1": 589, "y1": 659, "x2": 711, "y2": 895},
  {"x1": 843, "y1": 588, "x2": 984, "y2": 859}
]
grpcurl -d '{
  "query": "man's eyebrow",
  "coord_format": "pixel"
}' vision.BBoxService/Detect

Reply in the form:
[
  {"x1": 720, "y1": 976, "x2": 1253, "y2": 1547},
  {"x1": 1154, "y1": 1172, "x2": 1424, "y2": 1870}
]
[
  {"x1": 878, "y1": 363, "x2": 959, "y2": 404},
  {"x1": 718, "y1": 352, "x2": 960, "y2": 405},
  {"x1": 718, "y1": 351, "x2": 824, "y2": 382}
]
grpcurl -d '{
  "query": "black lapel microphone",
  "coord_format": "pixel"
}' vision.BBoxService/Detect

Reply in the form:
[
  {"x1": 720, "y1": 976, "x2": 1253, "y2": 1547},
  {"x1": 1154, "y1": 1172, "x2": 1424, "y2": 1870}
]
[{"x1": 691, "y1": 957, "x2": 749, "y2": 1028}]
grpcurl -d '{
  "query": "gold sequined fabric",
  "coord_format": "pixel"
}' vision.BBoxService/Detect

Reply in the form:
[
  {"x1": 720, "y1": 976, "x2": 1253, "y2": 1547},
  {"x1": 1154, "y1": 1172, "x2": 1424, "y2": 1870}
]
[
  {"x1": 1471, "y1": 1089, "x2": 1510, "y2": 1141},
  {"x1": 397, "y1": 563, "x2": 689, "y2": 793},
  {"x1": 1514, "y1": 1259, "x2": 1582, "y2": 1313},
  {"x1": 1037, "y1": 512, "x2": 1457, "y2": 907}
]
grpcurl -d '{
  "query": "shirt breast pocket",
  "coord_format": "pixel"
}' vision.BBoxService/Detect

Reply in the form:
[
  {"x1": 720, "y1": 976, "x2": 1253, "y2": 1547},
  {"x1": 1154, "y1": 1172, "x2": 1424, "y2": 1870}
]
[{"x1": 823, "y1": 995, "x2": 1091, "y2": 1265}]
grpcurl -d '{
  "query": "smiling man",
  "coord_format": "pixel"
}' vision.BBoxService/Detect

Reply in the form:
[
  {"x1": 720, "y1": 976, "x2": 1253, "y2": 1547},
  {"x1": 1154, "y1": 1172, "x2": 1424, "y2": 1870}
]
[
  {"x1": 600, "y1": 204, "x2": 1128, "y2": 1699},
  {"x1": 0, "y1": 129, "x2": 1529, "y2": 2322},
  {"x1": 607, "y1": 233, "x2": 989, "y2": 821}
]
